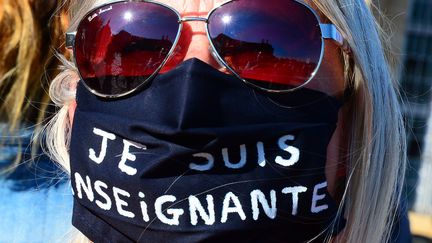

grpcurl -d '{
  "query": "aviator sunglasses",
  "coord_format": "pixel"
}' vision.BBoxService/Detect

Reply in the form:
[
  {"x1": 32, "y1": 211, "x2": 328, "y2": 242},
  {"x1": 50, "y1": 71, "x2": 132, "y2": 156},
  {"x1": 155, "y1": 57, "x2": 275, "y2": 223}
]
[{"x1": 66, "y1": 0, "x2": 348, "y2": 98}]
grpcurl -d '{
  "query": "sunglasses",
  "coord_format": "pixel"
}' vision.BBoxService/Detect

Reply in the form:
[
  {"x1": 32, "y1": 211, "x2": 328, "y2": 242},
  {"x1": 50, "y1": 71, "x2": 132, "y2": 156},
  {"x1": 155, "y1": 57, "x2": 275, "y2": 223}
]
[{"x1": 66, "y1": 0, "x2": 348, "y2": 98}]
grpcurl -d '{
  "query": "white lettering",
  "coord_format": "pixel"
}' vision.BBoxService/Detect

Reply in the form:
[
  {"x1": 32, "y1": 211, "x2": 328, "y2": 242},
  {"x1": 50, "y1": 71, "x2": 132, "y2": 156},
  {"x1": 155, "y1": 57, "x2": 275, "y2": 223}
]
[
  {"x1": 189, "y1": 153, "x2": 214, "y2": 171},
  {"x1": 311, "y1": 181, "x2": 329, "y2": 213},
  {"x1": 74, "y1": 172, "x2": 94, "y2": 202},
  {"x1": 99, "y1": 5, "x2": 112, "y2": 14},
  {"x1": 275, "y1": 135, "x2": 300, "y2": 167},
  {"x1": 221, "y1": 192, "x2": 246, "y2": 223},
  {"x1": 155, "y1": 195, "x2": 184, "y2": 225},
  {"x1": 89, "y1": 128, "x2": 116, "y2": 164},
  {"x1": 118, "y1": 140, "x2": 143, "y2": 176},
  {"x1": 222, "y1": 144, "x2": 247, "y2": 169},
  {"x1": 250, "y1": 189, "x2": 277, "y2": 220},
  {"x1": 282, "y1": 186, "x2": 307, "y2": 215},
  {"x1": 113, "y1": 187, "x2": 135, "y2": 218},
  {"x1": 94, "y1": 180, "x2": 111, "y2": 210},
  {"x1": 188, "y1": 195, "x2": 215, "y2": 225},
  {"x1": 256, "y1": 141, "x2": 266, "y2": 167},
  {"x1": 88, "y1": 13, "x2": 97, "y2": 22},
  {"x1": 138, "y1": 192, "x2": 150, "y2": 222}
]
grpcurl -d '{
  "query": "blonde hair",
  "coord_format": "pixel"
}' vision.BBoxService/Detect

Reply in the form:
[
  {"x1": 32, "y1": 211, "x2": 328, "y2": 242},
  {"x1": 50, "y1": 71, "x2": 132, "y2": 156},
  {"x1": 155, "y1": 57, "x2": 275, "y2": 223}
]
[
  {"x1": 0, "y1": 0, "x2": 69, "y2": 173},
  {"x1": 45, "y1": 0, "x2": 407, "y2": 242},
  {"x1": 0, "y1": 0, "x2": 69, "y2": 128}
]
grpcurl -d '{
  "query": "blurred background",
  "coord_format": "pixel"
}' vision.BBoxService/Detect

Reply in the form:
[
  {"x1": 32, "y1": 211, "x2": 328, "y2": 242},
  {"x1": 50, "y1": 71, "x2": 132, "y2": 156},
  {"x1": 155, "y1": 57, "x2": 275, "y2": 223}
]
[{"x1": 368, "y1": 0, "x2": 432, "y2": 241}]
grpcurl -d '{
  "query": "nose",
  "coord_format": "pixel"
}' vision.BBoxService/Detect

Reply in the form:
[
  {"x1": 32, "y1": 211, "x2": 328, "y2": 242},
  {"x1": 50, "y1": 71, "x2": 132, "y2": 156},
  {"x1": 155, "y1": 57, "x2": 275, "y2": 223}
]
[{"x1": 179, "y1": 17, "x2": 223, "y2": 69}]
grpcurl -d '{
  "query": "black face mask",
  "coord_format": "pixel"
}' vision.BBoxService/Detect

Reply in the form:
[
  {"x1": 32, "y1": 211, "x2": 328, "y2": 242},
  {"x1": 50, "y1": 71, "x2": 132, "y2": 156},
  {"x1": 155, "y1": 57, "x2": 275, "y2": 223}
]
[{"x1": 70, "y1": 58, "x2": 346, "y2": 243}]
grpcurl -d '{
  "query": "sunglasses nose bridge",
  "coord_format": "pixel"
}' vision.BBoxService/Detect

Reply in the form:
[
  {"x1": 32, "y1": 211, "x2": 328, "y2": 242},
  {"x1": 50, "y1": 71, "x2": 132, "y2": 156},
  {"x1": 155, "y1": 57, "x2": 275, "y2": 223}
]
[
  {"x1": 176, "y1": 16, "x2": 225, "y2": 70},
  {"x1": 180, "y1": 17, "x2": 208, "y2": 23}
]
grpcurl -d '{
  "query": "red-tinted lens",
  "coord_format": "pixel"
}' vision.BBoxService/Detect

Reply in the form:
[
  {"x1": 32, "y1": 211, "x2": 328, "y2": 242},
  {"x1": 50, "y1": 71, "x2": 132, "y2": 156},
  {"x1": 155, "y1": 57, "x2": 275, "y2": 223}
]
[
  {"x1": 208, "y1": 0, "x2": 323, "y2": 91},
  {"x1": 74, "y1": 2, "x2": 179, "y2": 96}
]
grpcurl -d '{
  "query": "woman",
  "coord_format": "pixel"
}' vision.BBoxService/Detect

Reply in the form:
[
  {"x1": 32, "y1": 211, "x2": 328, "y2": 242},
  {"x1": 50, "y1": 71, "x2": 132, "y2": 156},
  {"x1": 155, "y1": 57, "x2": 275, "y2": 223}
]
[
  {"x1": 0, "y1": 0, "x2": 73, "y2": 241},
  {"x1": 46, "y1": 0, "x2": 407, "y2": 242}
]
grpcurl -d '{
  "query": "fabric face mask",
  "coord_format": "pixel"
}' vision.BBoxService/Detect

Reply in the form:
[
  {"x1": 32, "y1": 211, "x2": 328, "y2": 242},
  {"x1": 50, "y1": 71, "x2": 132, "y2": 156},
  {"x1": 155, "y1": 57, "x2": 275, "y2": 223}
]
[{"x1": 70, "y1": 58, "x2": 346, "y2": 243}]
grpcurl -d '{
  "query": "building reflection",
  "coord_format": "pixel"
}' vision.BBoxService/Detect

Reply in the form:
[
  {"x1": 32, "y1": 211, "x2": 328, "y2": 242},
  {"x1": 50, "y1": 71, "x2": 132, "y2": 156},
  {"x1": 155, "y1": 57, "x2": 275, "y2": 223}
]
[{"x1": 213, "y1": 33, "x2": 316, "y2": 86}]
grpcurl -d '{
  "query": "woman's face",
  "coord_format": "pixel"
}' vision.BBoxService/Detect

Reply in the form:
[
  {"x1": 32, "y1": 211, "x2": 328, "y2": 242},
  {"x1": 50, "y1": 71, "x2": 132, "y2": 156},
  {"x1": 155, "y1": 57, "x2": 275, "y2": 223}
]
[{"x1": 69, "y1": 0, "x2": 346, "y2": 196}]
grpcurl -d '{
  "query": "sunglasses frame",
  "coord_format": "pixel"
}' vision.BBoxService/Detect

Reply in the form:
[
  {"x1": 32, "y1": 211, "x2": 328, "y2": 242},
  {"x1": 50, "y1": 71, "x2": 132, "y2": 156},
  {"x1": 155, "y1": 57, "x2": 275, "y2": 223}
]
[{"x1": 66, "y1": 0, "x2": 347, "y2": 98}]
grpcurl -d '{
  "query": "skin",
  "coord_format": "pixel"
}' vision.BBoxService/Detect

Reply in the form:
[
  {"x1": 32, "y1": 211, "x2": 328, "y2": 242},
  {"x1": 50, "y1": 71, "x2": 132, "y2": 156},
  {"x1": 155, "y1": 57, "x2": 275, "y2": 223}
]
[{"x1": 69, "y1": 0, "x2": 347, "y2": 199}]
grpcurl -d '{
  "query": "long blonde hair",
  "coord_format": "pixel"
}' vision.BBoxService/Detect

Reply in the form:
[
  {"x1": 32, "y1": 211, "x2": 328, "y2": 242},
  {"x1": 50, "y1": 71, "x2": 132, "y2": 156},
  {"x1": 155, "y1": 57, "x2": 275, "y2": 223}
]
[
  {"x1": 0, "y1": 0, "x2": 69, "y2": 129},
  {"x1": 0, "y1": 0, "x2": 69, "y2": 173},
  {"x1": 45, "y1": 0, "x2": 407, "y2": 242}
]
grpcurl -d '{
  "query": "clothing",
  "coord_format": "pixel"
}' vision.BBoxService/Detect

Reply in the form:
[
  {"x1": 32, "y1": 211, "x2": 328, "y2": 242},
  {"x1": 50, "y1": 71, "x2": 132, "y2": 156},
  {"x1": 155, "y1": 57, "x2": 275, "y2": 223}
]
[
  {"x1": 0, "y1": 124, "x2": 73, "y2": 243},
  {"x1": 70, "y1": 58, "x2": 346, "y2": 242}
]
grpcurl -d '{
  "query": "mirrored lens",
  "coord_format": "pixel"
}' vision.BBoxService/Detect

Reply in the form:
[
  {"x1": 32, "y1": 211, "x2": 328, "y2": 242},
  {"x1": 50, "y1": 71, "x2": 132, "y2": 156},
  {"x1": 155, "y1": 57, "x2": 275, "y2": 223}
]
[
  {"x1": 208, "y1": 0, "x2": 323, "y2": 91},
  {"x1": 75, "y1": 2, "x2": 179, "y2": 96}
]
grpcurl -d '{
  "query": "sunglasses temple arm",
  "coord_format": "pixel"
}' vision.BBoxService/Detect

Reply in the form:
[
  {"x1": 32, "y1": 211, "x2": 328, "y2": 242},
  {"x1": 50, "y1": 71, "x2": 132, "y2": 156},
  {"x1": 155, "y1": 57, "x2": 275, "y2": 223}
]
[
  {"x1": 320, "y1": 24, "x2": 351, "y2": 53},
  {"x1": 66, "y1": 32, "x2": 77, "y2": 49}
]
